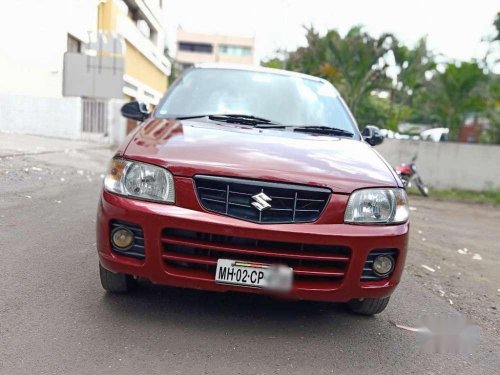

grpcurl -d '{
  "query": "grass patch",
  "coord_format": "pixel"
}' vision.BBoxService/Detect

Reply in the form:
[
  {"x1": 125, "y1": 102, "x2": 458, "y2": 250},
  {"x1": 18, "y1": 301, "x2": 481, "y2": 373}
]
[{"x1": 408, "y1": 187, "x2": 500, "y2": 205}]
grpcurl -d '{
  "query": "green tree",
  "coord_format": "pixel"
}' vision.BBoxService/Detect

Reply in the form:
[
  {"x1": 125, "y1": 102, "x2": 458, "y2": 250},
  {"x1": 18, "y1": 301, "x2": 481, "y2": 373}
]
[
  {"x1": 427, "y1": 62, "x2": 488, "y2": 139},
  {"x1": 319, "y1": 27, "x2": 394, "y2": 117},
  {"x1": 268, "y1": 26, "x2": 394, "y2": 125},
  {"x1": 392, "y1": 38, "x2": 435, "y2": 104},
  {"x1": 261, "y1": 57, "x2": 285, "y2": 69},
  {"x1": 262, "y1": 24, "x2": 495, "y2": 142},
  {"x1": 482, "y1": 74, "x2": 500, "y2": 143},
  {"x1": 356, "y1": 95, "x2": 392, "y2": 128},
  {"x1": 389, "y1": 38, "x2": 436, "y2": 128},
  {"x1": 285, "y1": 27, "x2": 327, "y2": 76},
  {"x1": 483, "y1": 12, "x2": 500, "y2": 144}
]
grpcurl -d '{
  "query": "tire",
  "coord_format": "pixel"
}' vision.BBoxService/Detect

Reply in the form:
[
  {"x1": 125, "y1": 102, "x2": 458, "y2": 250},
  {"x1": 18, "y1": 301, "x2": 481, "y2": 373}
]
[
  {"x1": 99, "y1": 263, "x2": 135, "y2": 293},
  {"x1": 348, "y1": 297, "x2": 390, "y2": 315},
  {"x1": 414, "y1": 178, "x2": 429, "y2": 197}
]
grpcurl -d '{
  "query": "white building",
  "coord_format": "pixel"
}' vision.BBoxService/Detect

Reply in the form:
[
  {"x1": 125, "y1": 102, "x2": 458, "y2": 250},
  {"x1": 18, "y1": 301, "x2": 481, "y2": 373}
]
[
  {"x1": 175, "y1": 28, "x2": 256, "y2": 70},
  {"x1": 0, "y1": 0, "x2": 97, "y2": 98},
  {"x1": 0, "y1": 0, "x2": 170, "y2": 143}
]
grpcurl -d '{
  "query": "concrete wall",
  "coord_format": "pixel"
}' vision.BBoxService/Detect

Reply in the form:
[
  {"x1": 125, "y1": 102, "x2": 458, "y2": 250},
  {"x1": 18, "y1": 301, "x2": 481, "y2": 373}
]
[
  {"x1": 108, "y1": 99, "x2": 128, "y2": 146},
  {"x1": 0, "y1": 94, "x2": 82, "y2": 139},
  {"x1": 377, "y1": 139, "x2": 500, "y2": 191},
  {"x1": 0, "y1": 95, "x2": 127, "y2": 144}
]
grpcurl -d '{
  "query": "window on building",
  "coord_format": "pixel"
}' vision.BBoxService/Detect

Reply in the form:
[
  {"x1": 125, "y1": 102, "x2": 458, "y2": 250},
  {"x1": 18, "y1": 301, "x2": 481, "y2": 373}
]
[
  {"x1": 178, "y1": 42, "x2": 213, "y2": 54},
  {"x1": 218, "y1": 44, "x2": 252, "y2": 57},
  {"x1": 67, "y1": 34, "x2": 82, "y2": 53},
  {"x1": 136, "y1": 19, "x2": 151, "y2": 39},
  {"x1": 120, "y1": 0, "x2": 158, "y2": 44}
]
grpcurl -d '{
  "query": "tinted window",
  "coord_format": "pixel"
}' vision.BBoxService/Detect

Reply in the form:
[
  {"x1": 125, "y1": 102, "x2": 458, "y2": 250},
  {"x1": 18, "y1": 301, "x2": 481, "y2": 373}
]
[
  {"x1": 178, "y1": 42, "x2": 213, "y2": 54},
  {"x1": 158, "y1": 68, "x2": 356, "y2": 132}
]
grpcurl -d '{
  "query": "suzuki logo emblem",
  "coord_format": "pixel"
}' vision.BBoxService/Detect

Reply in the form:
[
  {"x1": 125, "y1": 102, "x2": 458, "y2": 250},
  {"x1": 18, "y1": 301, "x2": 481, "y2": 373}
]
[{"x1": 251, "y1": 192, "x2": 272, "y2": 211}]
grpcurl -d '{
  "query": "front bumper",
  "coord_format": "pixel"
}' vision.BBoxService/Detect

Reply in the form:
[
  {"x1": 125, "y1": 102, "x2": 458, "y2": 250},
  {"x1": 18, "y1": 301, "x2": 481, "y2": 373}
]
[{"x1": 97, "y1": 179, "x2": 409, "y2": 303}]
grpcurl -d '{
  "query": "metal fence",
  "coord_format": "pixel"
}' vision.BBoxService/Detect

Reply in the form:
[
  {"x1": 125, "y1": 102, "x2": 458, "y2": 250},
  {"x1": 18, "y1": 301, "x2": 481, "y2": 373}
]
[{"x1": 81, "y1": 99, "x2": 109, "y2": 141}]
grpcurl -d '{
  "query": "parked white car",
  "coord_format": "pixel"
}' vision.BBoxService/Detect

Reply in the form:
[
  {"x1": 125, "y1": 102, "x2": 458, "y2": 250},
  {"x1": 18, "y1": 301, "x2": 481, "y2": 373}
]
[
  {"x1": 380, "y1": 129, "x2": 417, "y2": 140},
  {"x1": 420, "y1": 128, "x2": 449, "y2": 142}
]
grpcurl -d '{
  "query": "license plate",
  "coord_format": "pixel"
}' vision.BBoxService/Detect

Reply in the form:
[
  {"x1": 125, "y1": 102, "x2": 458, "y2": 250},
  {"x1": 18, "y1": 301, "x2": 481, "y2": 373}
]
[{"x1": 215, "y1": 259, "x2": 293, "y2": 292}]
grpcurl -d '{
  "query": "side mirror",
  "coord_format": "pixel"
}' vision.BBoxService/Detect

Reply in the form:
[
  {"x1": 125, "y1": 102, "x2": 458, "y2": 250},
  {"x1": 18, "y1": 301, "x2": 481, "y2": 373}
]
[
  {"x1": 121, "y1": 101, "x2": 150, "y2": 122},
  {"x1": 362, "y1": 125, "x2": 384, "y2": 146}
]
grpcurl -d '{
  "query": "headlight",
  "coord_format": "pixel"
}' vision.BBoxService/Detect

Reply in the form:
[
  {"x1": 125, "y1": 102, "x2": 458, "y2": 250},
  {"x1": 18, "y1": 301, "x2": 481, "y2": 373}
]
[
  {"x1": 344, "y1": 188, "x2": 408, "y2": 224},
  {"x1": 104, "y1": 158, "x2": 175, "y2": 203}
]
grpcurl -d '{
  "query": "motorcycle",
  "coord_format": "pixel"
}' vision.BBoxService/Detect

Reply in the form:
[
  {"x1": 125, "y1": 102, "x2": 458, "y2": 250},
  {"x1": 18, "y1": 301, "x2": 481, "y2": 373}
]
[{"x1": 394, "y1": 154, "x2": 429, "y2": 197}]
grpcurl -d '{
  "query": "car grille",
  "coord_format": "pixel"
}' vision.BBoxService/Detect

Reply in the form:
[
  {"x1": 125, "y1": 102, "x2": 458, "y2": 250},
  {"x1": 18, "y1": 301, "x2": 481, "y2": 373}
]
[
  {"x1": 361, "y1": 249, "x2": 398, "y2": 281},
  {"x1": 161, "y1": 228, "x2": 351, "y2": 290},
  {"x1": 194, "y1": 175, "x2": 330, "y2": 224}
]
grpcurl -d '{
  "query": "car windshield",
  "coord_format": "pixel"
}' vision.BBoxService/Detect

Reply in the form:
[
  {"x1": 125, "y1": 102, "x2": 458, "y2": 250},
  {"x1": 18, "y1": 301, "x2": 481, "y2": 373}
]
[{"x1": 156, "y1": 68, "x2": 357, "y2": 134}]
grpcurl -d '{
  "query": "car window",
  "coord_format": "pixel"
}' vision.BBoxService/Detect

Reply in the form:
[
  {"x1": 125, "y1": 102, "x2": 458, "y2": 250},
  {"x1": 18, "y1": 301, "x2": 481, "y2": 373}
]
[{"x1": 157, "y1": 68, "x2": 357, "y2": 133}]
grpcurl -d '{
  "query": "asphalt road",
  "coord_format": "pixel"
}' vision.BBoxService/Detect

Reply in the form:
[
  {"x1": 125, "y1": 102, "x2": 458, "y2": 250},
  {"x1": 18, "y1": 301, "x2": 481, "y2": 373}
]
[{"x1": 1, "y1": 138, "x2": 499, "y2": 374}]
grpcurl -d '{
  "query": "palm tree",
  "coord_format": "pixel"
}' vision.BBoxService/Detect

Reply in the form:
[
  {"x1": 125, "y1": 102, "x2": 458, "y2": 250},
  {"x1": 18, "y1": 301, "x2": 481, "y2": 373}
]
[
  {"x1": 389, "y1": 38, "x2": 436, "y2": 127},
  {"x1": 284, "y1": 26, "x2": 394, "y2": 120},
  {"x1": 392, "y1": 38, "x2": 435, "y2": 106},
  {"x1": 429, "y1": 62, "x2": 488, "y2": 139},
  {"x1": 321, "y1": 27, "x2": 394, "y2": 115}
]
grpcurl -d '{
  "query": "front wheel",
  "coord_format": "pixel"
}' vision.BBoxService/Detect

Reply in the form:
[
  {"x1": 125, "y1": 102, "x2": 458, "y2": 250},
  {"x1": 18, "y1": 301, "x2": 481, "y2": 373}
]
[
  {"x1": 348, "y1": 297, "x2": 390, "y2": 315},
  {"x1": 414, "y1": 177, "x2": 429, "y2": 197},
  {"x1": 99, "y1": 263, "x2": 136, "y2": 293}
]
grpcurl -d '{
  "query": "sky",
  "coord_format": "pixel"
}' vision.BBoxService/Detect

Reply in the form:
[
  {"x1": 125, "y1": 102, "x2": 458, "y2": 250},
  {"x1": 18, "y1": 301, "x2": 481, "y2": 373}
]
[{"x1": 165, "y1": 0, "x2": 499, "y2": 64}]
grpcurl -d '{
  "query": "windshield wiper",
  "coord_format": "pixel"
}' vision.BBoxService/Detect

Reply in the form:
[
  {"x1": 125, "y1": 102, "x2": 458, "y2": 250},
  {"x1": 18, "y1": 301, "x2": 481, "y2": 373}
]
[
  {"x1": 291, "y1": 126, "x2": 354, "y2": 137},
  {"x1": 175, "y1": 114, "x2": 211, "y2": 120},
  {"x1": 173, "y1": 115, "x2": 353, "y2": 137},
  {"x1": 174, "y1": 113, "x2": 281, "y2": 126},
  {"x1": 208, "y1": 114, "x2": 280, "y2": 125}
]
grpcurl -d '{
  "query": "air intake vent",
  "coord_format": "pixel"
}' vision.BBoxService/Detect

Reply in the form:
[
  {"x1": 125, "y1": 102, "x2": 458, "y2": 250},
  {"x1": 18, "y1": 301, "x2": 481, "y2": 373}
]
[{"x1": 161, "y1": 228, "x2": 351, "y2": 290}]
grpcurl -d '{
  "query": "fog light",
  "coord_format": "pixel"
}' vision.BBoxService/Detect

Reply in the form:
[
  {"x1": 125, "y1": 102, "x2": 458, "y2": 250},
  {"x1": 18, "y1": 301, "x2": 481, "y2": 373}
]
[
  {"x1": 111, "y1": 228, "x2": 134, "y2": 249},
  {"x1": 372, "y1": 255, "x2": 394, "y2": 276}
]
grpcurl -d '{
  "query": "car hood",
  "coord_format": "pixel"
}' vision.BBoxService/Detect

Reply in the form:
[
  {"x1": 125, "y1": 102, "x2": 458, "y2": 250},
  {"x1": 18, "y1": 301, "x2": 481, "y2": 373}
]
[{"x1": 123, "y1": 118, "x2": 398, "y2": 193}]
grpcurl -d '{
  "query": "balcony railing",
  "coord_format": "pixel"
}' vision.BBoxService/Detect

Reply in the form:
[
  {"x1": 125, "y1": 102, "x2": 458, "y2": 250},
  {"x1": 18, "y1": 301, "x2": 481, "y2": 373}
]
[{"x1": 116, "y1": 13, "x2": 170, "y2": 74}]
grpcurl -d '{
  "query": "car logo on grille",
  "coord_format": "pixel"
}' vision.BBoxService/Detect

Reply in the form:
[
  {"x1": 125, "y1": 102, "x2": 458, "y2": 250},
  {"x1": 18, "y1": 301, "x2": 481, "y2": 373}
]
[{"x1": 251, "y1": 192, "x2": 272, "y2": 211}]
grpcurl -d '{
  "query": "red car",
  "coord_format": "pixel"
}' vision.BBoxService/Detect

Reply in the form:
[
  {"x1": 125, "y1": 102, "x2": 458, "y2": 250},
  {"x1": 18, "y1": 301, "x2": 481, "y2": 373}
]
[{"x1": 97, "y1": 64, "x2": 409, "y2": 315}]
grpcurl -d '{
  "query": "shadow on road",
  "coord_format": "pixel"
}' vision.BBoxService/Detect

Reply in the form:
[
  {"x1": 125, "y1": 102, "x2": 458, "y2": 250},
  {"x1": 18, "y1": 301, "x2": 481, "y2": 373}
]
[{"x1": 99, "y1": 281, "x2": 375, "y2": 337}]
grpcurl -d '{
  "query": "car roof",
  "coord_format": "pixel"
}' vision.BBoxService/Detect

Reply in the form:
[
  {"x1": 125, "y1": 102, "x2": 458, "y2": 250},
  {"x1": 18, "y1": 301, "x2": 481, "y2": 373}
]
[{"x1": 193, "y1": 63, "x2": 328, "y2": 84}]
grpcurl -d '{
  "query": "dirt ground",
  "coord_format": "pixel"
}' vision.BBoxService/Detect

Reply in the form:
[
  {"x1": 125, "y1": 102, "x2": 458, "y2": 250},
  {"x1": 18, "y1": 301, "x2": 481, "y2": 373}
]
[{"x1": 405, "y1": 196, "x2": 500, "y2": 335}]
